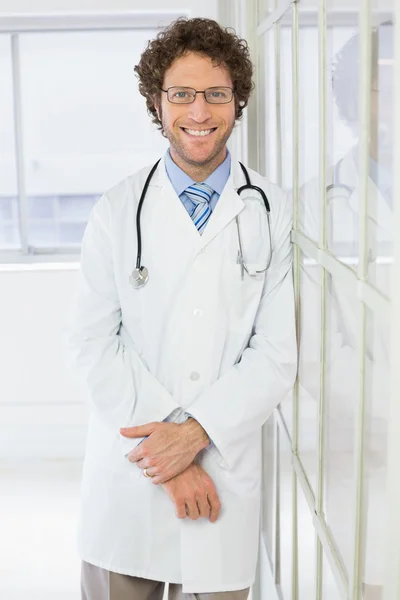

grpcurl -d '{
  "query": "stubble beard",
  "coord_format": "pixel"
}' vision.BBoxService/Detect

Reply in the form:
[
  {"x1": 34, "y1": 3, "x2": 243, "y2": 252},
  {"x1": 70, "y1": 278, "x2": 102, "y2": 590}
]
[{"x1": 160, "y1": 110, "x2": 235, "y2": 169}]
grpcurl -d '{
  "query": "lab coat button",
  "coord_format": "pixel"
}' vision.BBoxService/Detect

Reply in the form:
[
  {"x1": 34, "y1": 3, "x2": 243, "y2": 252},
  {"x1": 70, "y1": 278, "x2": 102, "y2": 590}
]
[
  {"x1": 193, "y1": 308, "x2": 203, "y2": 317},
  {"x1": 190, "y1": 371, "x2": 200, "y2": 381}
]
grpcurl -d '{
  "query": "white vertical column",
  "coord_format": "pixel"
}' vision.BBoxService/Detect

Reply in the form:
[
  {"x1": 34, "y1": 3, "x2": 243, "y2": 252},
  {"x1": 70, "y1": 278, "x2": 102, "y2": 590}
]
[
  {"x1": 11, "y1": 34, "x2": 29, "y2": 254},
  {"x1": 350, "y1": 1, "x2": 371, "y2": 598},
  {"x1": 382, "y1": 9, "x2": 400, "y2": 600},
  {"x1": 315, "y1": 0, "x2": 327, "y2": 598},
  {"x1": 291, "y1": 3, "x2": 299, "y2": 600},
  {"x1": 245, "y1": 0, "x2": 259, "y2": 171}
]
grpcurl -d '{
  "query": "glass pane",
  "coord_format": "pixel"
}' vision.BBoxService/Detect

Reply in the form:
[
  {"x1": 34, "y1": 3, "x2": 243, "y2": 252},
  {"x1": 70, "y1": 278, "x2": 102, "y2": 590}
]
[
  {"x1": 261, "y1": 416, "x2": 276, "y2": 566},
  {"x1": 27, "y1": 194, "x2": 99, "y2": 248},
  {"x1": 326, "y1": 8, "x2": 360, "y2": 268},
  {"x1": 277, "y1": 423, "x2": 293, "y2": 600},
  {"x1": 298, "y1": 484, "x2": 316, "y2": 599},
  {"x1": 19, "y1": 30, "x2": 168, "y2": 249},
  {"x1": 297, "y1": 252, "x2": 321, "y2": 492},
  {"x1": 0, "y1": 35, "x2": 20, "y2": 250},
  {"x1": 322, "y1": 552, "x2": 342, "y2": 599},
  {"x1": 366, "y1": 20, "x2": 394, "y2": 298},
  {"x1": 324, "y1": 270, "x2": 359, "y2": 580},
  {"x1": 264, "y1": 29, "x2": 278, "y2": 182},
  {"x1": 298, "y1": 9, "x2": 320, "y2": 240},
  {"x1": 359, "y1": 308, "x2": 390, "y2": 597}
]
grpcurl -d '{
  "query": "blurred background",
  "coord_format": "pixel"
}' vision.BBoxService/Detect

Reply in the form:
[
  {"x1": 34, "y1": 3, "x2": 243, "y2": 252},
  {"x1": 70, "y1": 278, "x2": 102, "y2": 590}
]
[{"x1": 0, "y1": 1, "x2": 399, "y2": 600}]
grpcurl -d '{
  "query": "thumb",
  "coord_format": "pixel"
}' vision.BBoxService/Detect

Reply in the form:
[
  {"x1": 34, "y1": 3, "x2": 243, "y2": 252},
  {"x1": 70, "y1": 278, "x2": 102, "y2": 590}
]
[{"x1": 120, "y1": 423, "x2": 158, "y2": 438}]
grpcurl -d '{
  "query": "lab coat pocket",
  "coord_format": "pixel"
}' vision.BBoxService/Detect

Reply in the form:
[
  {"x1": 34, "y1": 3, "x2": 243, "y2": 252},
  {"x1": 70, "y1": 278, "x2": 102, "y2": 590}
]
[{"x1": 220, "y1": 257, "x2": 266, "y2": 336}]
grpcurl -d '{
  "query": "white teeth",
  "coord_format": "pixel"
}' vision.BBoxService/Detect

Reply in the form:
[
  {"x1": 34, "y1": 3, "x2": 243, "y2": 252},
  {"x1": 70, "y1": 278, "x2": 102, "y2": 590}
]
[{"x1": 184, "y1": 128, "x2": 214, "y2": 137}]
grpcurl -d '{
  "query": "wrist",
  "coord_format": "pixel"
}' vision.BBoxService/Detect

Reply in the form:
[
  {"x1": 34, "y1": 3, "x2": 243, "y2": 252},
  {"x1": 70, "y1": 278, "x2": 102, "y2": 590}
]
[{"x1": 181, "y1": 417, "x2": 210, "y2": 453}]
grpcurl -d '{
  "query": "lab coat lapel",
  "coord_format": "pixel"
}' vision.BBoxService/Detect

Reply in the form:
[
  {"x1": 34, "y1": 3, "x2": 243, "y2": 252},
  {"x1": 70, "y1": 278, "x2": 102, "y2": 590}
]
[
  {"x1": 199, "y1": 161, "x2": 245, "y2": 249},
  {"x1": 148, "y1": 156, "x2": 203, "y2": 255},
  {"x1": 150, "y1": 156, "x2": 245, "y2": 255}
]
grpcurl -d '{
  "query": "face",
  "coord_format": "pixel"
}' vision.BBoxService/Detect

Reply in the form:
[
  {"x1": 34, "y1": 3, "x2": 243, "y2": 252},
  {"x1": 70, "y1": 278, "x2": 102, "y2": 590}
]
[{"x1": 154, "y1": 52, "x2": 236, "y2": 170}]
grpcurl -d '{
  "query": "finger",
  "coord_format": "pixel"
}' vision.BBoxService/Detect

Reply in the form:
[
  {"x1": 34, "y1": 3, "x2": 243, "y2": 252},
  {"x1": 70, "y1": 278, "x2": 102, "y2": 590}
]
[
  {"x1": 185, "y1": 500, "x2": 200, "y2": 521},
  {"x1": 127, "y1": 449, "x2": 143, "y2": 463},
  {"x1": 196, "y1": 496, "x2": 211, "y2": 519},
  {"x1": 142, "y1": 467, "x2": 157, "y2": 478},
  {"x1": 120, "y1": 423, "x2": 157, "y2": 438},
  {"x1": 207, "y1": 493, "x2": 222, "y2": 523},
  {"x1": 175, "y1": 502, "x2": 187, "y2": 520},
  {"x1": 147, "y1": 471, "x2": 172, "y2": 485}
]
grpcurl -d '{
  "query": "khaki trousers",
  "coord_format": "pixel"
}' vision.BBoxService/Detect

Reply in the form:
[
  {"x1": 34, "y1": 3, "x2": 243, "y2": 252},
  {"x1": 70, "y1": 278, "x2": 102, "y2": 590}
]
[{"x1": 81, "y1": 561, "x2": 250, "y2": 600}]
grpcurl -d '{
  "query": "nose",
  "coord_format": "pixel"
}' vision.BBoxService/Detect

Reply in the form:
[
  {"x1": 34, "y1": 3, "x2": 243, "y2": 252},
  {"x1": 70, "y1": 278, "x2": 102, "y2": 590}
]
[{"x1": 186, "y1": 92, "x2": 212, "y2": 122}]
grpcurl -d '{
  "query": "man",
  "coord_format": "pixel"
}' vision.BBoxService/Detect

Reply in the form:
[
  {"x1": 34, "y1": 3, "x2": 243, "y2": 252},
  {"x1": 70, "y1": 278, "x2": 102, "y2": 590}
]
[{"x1": 67, "y1": 17, "x2": 296, "y2": 600}]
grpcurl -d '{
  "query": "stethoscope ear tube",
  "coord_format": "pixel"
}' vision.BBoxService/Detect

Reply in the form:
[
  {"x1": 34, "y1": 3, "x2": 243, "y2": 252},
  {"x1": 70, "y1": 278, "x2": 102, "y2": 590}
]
[
  {"x1": 238, "y1": 162, "x2": 271, "y2": 213},
  {"x1": 135, "y1": 159, "x2": 162, "y2": 270}
]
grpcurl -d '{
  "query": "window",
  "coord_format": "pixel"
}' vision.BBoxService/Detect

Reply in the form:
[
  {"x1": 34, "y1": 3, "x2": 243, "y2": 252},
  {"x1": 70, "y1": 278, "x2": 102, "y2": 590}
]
[{"x1": 0, "y1": 20, "x2": 173, "y2": 258}]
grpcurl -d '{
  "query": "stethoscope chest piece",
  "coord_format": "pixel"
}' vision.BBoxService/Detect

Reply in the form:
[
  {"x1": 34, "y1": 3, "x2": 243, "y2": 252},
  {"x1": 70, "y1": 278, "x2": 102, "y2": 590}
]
[{"x1": 129, "y1": 266, "x2": 149, "y2": 289}]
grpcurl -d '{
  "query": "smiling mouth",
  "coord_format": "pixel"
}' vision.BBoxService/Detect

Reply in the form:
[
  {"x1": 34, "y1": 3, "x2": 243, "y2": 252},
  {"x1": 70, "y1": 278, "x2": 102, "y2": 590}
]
[{"x1": 181, "y1": 127, "x2": 217, "y2": 137}]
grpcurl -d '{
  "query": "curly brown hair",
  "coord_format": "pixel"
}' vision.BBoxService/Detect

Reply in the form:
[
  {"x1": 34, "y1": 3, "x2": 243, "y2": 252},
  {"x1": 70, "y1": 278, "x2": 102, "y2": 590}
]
[{"x1": 134, "y1": 17, "x2": 254, "y2": 133}]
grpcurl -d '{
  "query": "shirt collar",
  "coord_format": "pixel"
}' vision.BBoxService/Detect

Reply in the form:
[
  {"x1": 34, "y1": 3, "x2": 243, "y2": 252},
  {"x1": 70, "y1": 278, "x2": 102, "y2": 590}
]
[{"x1": 165, "y1": 147, "x2": 231, "y2": 197}]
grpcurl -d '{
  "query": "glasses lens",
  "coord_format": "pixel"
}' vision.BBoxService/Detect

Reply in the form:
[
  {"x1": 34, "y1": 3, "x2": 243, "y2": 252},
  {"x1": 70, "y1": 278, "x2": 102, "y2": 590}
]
[
  {"x1": 168, "y1": 87, "x2": 196, "y2": 103},
  {"x1": 205, "y1": 87, "x2": 233, "y2": 103}
]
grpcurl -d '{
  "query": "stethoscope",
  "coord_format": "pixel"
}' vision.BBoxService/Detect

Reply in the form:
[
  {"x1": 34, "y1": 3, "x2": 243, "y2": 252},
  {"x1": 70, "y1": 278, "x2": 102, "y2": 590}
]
[
  {"x1": 129, "y1": 159, "x2": 272, "y2": 289},
  {"x1": 326, "y1": 158, "x2": 355, "y2": 199}
]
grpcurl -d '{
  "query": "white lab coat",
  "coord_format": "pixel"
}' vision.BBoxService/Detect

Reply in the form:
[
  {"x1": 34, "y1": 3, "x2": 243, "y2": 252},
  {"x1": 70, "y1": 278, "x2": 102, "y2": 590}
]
[
  {"x1": 299, "y1": 148, "x2": 391, "y2": 584},
  {"x1": 66, "y1": 156, "x2": 297, "y2": 593}
]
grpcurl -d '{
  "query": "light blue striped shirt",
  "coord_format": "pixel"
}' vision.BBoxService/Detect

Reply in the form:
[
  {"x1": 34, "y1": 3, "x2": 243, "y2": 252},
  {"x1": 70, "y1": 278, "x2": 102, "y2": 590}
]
[{"x1": 164, "y1": 147, "x2": 231, "y2": 219}]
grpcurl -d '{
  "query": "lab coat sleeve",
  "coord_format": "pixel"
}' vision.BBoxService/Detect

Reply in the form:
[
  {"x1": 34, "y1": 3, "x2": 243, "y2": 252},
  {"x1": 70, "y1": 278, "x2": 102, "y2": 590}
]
[
  {"x1": 66, "y1": 194, "x2": 182, "y2": 456},
  {"x1": 188, "y1": 191, "x2": 297, "y2": 471}
]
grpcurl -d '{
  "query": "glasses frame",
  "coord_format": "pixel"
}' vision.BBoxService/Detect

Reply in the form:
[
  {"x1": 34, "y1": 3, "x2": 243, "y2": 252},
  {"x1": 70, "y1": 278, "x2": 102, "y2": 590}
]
[{"x1": 160, "y1": 86, "x2": 235, "y2": 104}]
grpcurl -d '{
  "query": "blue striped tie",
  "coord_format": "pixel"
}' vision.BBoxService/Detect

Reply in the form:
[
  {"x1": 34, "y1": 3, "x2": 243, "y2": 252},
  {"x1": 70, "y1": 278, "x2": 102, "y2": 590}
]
[{"x1": 185, "y1": 182, "x2": 214, "y2": 234}]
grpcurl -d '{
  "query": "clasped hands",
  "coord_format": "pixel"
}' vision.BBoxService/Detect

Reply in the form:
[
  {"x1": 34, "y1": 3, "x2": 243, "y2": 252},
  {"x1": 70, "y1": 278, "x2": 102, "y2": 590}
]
[{"x1": 120, "y1": 419, "x2": 221, "y2": 523}]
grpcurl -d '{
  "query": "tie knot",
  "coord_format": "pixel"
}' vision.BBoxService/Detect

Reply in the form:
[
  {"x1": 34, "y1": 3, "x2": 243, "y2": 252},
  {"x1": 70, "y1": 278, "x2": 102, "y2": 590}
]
[{"x1": 185, "y1": 182, "x2": 214, "y2": 204}]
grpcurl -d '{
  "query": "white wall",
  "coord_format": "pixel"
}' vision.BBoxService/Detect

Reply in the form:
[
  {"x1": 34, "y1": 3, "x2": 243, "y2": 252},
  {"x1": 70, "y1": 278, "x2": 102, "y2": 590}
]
[
  {"x1": 0, "y1": 0, "x2": 219, "y2": 459},
  {"x1": 0, "y1": 267, "x2": 87, "y2": 458}
]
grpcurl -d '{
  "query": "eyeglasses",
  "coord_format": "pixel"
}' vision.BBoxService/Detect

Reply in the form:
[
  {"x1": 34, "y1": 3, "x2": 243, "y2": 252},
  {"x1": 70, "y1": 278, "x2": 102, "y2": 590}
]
[{"x1": 160, "y1": 86, "x2": 234, "y2": 104}]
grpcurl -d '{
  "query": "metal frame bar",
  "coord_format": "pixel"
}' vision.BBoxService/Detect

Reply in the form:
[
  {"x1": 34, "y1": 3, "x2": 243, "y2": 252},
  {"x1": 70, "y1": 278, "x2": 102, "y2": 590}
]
[
  {"x1": 274, "y1": 20, "x2": 282, "y2": 188},
  {"x1": 256, "y1": 19, "x2": 266, "y2": 176},
  {"x1": 349, "y1": 3, "x2": 372, "y2": 597},
  {"x1": 257, "y1": 0, "x2": 293, "y2": 37},
  {"x1": 244, "y1": 0, "x2": 259, "y2": 171},
  {"x1": 10, "y1": 34, "x2": 29, "y2": 255},
  {"x1": 291, "y1": 3, "x2": 300, "y2": 599},
  {"x1": 291, "y1": 231, "x2": 390, "y2": 320},
  {"x1": 260, "y1": 9, "x2": 392, "y2": 29},
  {"x1": 315, "y1": 1, "x2": 327, "y2": 597},
  {"x1": 274, "y1": 417, "x2": 281, "y2": 586},
  {"x1": 292, "y1": 455, "x2": 349, "y2": 598}
]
